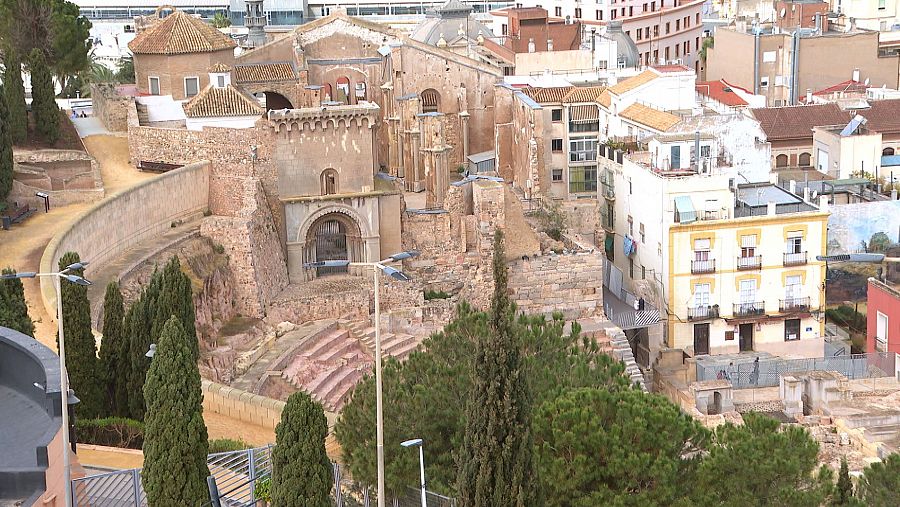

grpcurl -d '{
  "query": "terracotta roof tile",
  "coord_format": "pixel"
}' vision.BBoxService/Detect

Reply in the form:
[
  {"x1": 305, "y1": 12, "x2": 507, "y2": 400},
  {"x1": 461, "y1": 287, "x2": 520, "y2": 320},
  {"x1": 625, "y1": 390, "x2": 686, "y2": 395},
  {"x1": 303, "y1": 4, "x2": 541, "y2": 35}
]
[
  {"x1": 233, "y1": 62, "x2": 298, "y2": 83},
  {"x1": 182, "y1": 84, "x2": 264, "y2": 118},
  {"x1": 696, "y1": 80, "x2": 748, "y2": 107},
  {"x1": 520, "y1": 86, "x2": 573, "y2": 103},
  {"x1": 563, "y1": 86, "x2": 606, "y2": 103},
  {"x1": 858, "y1": 99, "x2": 900, "y2": 134},
  {"x1": 751, "y1": 103, "x2": 849, "y2": 141},
  {"x1": 596, "y1": 90, "x2": 611, "y2": 108},
  {"x1": 619, "y1": 103, "x2": 681, "y2": 132},
  {"x1": 128, "y1": 10, "x2": 236, "y2": 55},
  {"x1": 608, "y1": 70, "x2": 658, "y2": 96},
  {"x1": 568, "y1": 104, "x2": 599, "y2": 122},
  {"x1": 813, "y1": 79, "x2": 870, "y2": 96}
]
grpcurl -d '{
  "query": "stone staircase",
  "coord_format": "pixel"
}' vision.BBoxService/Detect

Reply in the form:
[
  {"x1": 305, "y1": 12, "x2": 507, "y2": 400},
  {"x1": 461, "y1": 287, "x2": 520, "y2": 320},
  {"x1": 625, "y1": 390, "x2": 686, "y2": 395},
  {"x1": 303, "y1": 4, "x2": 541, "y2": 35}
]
[
  {"x1": 342, "y1": 320, "x2": 423, "y2": 361},
  {"x1": 578, "y1": 317, "x2": 647, "y2": 392}
]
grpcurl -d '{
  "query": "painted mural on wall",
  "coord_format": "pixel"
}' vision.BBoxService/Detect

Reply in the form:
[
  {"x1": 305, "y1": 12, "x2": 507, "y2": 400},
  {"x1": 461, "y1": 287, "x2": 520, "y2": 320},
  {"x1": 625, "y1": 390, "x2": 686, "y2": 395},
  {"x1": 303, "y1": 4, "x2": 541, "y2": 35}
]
[{"x1": 827, "y1": 200, "x2": 900, "y2": 255}]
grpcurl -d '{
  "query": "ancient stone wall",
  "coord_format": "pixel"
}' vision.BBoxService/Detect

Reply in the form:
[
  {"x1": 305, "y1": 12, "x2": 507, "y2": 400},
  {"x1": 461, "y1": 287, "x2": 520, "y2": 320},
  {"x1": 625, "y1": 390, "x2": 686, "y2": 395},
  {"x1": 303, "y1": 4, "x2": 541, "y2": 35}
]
[
  {"x1": 509, "y1": 252, "x2": 604, "y2": 319},
  {"x1": 494, "y1": 86, "x2": 546, "y2": 197},
  {"x1": 10, "y1": 150, "x2": 104, "y2": 208},
  {"x1": 90, "y1": 84, "x2": 133, "y2": 132},
  {"x1": 201, "y1": 379, "x2": 285, "y2": 430}
]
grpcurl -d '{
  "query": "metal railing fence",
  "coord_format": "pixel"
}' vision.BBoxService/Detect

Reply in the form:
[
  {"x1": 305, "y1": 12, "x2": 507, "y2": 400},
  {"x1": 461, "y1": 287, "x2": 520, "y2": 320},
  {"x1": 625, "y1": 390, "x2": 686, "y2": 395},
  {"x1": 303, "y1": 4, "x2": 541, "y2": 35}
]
[{"x1": 697, "y1": 352, "x2": 897, "y2": 389}]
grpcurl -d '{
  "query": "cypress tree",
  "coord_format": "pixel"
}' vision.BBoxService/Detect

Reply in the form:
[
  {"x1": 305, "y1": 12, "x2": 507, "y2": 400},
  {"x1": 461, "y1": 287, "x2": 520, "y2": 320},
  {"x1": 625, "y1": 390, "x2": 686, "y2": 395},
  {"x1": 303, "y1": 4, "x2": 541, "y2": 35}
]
[
  {"x1": 455, "y1": 230, "x2": 535, "y2": 507},
  {"x1": 154, "y1": 257, "x2": 198, "y2": 360},
  {"x1": 2, "y1": 51, "x2": 27, "y2": 144},
  {"x1": 0, "y1": 267, "x2": 34, "y2": 336},
  {"x1": 142, "y1": 316, "x2": 209, "y2": 505},
  {"x1": 28, "y1": 49, "x2": 59, "y2": 145},
  {"x1": 832, "y1": 458, "x2": 853, "y2": 506},
  {"x1": 98, "y1": 281, "x2": 125, "y2": 416},
  {"x1": 272, "y1": 391, "x2": 333, "y2": 507},
  {"x1": 126, "y1": 295, "x2": 152, "y2": 420},
  {"x1": 57, "y1": 251, "x2": 103, "y2": 418},
  {"x1": 0, "y1": 84, "x2": 13, "y2": 202}
]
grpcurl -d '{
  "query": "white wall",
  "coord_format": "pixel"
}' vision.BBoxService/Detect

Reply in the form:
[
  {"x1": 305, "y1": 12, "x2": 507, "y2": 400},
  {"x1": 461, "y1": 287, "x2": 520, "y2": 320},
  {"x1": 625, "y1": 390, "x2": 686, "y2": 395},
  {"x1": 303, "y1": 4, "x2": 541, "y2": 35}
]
[{"x1": 185, "y1": 115, "x2": 261, "y2": 130}]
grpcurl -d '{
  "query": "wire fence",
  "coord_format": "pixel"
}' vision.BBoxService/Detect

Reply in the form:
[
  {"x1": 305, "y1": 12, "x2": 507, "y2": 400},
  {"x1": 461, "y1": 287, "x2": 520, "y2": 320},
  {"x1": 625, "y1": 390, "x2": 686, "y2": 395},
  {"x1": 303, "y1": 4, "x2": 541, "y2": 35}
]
[{"x1": 696, "y1": 352, "x2": 897, "y2": 389}]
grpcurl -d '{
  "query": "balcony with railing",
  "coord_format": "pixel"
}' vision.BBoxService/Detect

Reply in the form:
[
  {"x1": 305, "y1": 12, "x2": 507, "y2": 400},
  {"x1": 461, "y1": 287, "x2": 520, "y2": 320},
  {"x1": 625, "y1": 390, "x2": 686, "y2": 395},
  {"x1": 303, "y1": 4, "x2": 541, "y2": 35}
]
[
  {"x1": 691, "y1": 259, "x2": 716, "y2": 274},
  {"x1": 780, "y1": 296, "x2": 811, "y2": 313},
  {"x1": 737, "y1": 255, "x2": 762, "y2": 270},
  {"x1": 783, "y1": 251, "x2": 807, "y2": 266},
  {"x1": 688, "y1": 305, "x2": 719, "y2": 321},
  {"x1": 733, "y1": 301, "x2": 765, "y2": 317}
]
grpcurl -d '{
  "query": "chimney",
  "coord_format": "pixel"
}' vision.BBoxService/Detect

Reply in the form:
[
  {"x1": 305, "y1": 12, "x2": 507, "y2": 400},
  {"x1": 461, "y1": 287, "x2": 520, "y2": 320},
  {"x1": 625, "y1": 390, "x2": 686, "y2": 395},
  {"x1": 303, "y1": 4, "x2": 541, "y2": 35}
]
[
  {"x1": 818, "y1": 194, "x2": 829, "y2": 212},
  {"x1": 852, "y1": 68, "x2": 860, "y2": 83},
  {"x1": 789, "y1": 180, "x2": 796, "y2": 194},
  {"x1": 547, "y1": 38, "x2": 553, "y2": 51},
  {"x1": 805, "y1": 89, "x2": 812, "y2": 103},
  {"x1": 767, "y1": 201, "x2": 777, "y2": 216},
  {"x1": 803, "y1": 186, "x2": 810, "y2": 203},
  {"x1": 814, "y1": 12, "x2": 823, "y2": 34},
  {"x1": 528, "y1": 38, "x2": 535, "y2": 53}
]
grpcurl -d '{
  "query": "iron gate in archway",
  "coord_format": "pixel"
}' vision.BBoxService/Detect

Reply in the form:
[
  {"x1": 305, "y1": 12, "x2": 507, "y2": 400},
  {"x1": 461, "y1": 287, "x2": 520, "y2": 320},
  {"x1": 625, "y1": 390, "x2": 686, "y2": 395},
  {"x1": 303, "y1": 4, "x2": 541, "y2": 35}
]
[{"x1": 315, "y1": 219, "x2": 348, "y2": 276}]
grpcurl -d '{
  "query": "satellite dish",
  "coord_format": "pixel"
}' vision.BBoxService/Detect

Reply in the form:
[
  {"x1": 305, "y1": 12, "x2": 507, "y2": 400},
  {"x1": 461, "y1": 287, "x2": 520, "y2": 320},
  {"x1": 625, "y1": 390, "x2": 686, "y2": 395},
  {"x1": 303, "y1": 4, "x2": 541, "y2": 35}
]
[
  {"x1": 780, "y1": 8, "x2": 786, "y2": 18},
  {"x1": 865, "y1": 78, "x2": 871, "y2": 86}
]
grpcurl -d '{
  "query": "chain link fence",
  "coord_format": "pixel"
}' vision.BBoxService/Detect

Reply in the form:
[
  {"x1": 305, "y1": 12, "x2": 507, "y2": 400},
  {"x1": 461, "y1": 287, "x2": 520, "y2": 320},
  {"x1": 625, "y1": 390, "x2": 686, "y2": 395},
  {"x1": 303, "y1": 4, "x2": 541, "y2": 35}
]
[{"x1": 696, "y1": 352, "x2": 897, "y2": 389}]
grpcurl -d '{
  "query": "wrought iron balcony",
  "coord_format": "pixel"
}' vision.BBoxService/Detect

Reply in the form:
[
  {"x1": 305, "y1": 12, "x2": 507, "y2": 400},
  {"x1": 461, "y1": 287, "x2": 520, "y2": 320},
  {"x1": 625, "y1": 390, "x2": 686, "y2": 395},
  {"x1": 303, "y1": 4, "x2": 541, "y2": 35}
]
[
  {"x1": 783, "y1": 251, "x2": 808, "y2": 266},
  {"x1": 737, "y1": 255, "x2": 762, "y2": 270},
  {"x1": 688, "y1": 305, "x2": 719, "y2": 321},
  {"x1": 691, "y1": 259, "x2": 716, "y2": 274},
  {"x1": 780, "y1": 297, "x2": 811, "y2": 313},
  {"x1": 733, "y1": 301, "x2": 765, "y2": 317}
]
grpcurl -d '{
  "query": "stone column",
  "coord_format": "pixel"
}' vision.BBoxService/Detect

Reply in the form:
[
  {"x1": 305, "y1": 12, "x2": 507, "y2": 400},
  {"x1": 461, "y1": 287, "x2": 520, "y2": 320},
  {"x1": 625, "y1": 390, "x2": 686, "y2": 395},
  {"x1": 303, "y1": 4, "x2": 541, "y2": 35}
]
[
  {"x1": 410, "y1": 127, "x2": 422, "y2": 192},
  {"x1": 460, "y1": 111, "x2": 470, "y2": 165},
  {"x1": 381, "y1": 82, "x2": 401, "y2": 177}
]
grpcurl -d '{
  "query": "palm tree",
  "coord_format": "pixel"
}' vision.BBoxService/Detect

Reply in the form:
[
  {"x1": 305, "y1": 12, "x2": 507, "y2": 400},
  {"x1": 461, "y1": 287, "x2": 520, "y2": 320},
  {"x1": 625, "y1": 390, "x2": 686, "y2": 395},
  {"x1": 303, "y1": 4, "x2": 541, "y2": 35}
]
[{"x1": 211, "y1": 12, "x2": 231, "y2": 29}]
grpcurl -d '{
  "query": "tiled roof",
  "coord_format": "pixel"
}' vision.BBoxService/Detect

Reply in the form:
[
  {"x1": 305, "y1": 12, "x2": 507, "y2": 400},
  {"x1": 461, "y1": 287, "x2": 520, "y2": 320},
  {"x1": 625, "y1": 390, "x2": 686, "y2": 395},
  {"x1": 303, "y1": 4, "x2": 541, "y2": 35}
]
[
  {"x1": 568, "y1": 104, "x2": 599, "y2": 122},
  {"x1": 182, "y1": 84, "x2": 264, "y2": 118},
  {"x1": 858, "y1": 99, "x2": 900, "y2": 134},
  {"x1": 520, "y1": 86, "x2": 573, "y2": 103},
  {"x1": 751, "y1": 103, "x2": 849, "y2": 141},
  {"x1": 814, "y1": 79, "x2": 870, "y2": 96},
  {"x1": 608, "y1": 70, "x2": 658, "y2": 96},
  {"x1": 651, "y1": 64, "x2": 692, "y2": 73},
  {"x1": 128, "y1": 10, "x2": 236, "y2": 55},
  {"x1": 596, "y1": 90, "x2": 611, "y2": 108},
  {"x1": 619, "y1": 103, "x2": 681, "y2": 132},
  {"x1": 696, "y1": 80, "x2": 748, "y2": 107},
  {"x1": 207, "y1": 62, "x2": 233, "y2": 73},
  {"x1": 233, "y1": 62, "x2": 297, "y2": 83},
  {"x1": 563, "y1": 86, "x2": 606, "y2": 103}
]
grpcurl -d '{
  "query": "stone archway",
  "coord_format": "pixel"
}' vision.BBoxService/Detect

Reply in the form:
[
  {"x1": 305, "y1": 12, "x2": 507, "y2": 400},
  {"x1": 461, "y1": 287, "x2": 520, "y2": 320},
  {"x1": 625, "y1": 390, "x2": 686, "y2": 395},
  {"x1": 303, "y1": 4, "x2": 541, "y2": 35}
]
[
  {"x1": 264, "y1": 91, "x2": 294, "y2": 110},
  {"x1": 303, "y1": 212, "x2": 363, "y2": 278}
]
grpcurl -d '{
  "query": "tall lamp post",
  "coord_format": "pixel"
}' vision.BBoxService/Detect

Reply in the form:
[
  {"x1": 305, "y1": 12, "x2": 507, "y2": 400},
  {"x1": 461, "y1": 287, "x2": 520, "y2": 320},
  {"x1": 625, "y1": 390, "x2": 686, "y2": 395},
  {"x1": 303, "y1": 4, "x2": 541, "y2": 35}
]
[
  {"x1": 400, "y1": 438, "x2": 427, "y2": 507},
  {"x1": 304, "y1": 250, "x2": 418, "y2": 507},
  {"x1": 2, "y1": 261, "x2": 92, "y2": 507}
]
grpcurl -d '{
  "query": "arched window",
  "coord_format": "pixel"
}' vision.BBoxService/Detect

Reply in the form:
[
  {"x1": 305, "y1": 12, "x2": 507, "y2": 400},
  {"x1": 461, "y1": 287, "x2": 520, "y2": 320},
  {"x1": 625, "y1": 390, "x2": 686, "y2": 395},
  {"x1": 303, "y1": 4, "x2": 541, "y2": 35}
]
[
  {"x1": 775, "y1": 154, "x2": 788, "y2": 168},
  {"x1": 336, "y1": 77, "x2": 351, "y2": 104},
  {"x1": 355, "y1": 81, "x2": 367, "y2": 102},
  {"x1": 883, "y1": 147, "x2": 895, "y2": 156},
  {"x1": 421, "y1": 88, "x2": 440, "y2": 113},
  {"x1": 798, "y1": 152, "x2": 811, "y2": 167},
  {"x1": 321, "y1": 168, "x2": 338, "y2": 195},
  {"x1": 322, "y1": 83, "x2": 333, "y2": 102}
]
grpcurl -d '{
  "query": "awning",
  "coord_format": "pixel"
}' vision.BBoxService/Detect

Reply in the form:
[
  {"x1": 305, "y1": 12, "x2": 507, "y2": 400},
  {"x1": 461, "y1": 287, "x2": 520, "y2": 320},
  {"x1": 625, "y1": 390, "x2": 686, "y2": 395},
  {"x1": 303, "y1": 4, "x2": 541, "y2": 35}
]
[
  {"x1": 569, "y1": 104, "x2": 599, "y2": 123},
  {"x1": 674, "y1": 196, "x2": 697, "y2": 224}
]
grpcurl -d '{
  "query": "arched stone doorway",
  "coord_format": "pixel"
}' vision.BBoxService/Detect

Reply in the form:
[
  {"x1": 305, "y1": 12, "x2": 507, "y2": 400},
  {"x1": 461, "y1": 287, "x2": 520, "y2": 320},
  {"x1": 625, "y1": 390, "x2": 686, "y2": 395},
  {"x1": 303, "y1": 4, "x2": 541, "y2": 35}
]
[
  {"x1": 303, "y1": 212, "x2": 363, "y2": 277},
  {"x1": 264, "y1": 91, "x2": 293, "y2": 110}
]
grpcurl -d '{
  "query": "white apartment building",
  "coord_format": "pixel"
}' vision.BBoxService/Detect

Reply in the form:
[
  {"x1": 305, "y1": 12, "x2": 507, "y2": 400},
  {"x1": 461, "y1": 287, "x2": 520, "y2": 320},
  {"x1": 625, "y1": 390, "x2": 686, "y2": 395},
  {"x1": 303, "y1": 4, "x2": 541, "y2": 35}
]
[{"x1": 830, "y1": 0, "x2": 900, "y2": 31}]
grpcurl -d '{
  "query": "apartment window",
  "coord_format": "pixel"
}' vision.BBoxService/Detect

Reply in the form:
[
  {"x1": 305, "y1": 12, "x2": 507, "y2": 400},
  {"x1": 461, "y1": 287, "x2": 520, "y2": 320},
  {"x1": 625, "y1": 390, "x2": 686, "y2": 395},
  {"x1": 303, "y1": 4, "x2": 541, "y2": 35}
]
[
  {"x1": 184, "y1": 76, "x2": 200, "y2": 98},
  {"x1": 570, "y1": 116, "x2": 599, "y2": 133},
  {"x1": 636, "y1": 29, "x2": 642, "y2": 41},
  {"x1": 676, "y1": 19, "x2": 680, "y2": 31},
  {"x1": 739, "y1": 279, "x2": 757, "y2": 304},
  {"x1": 641, "y1": 265, "x2": 646, "y2": 280},
  {"x1": 654, "y1": 25, "x2": 659, "y2": 37},
  {"x1": 555, "y1": 6, "x2": 562, "y2": 16},
  {"x1": 684, "y1": 16, "x2": 689, "y2": 28},
  {"x1": 627, "y1": 215, "x2": 634, "y2": 236},
  {"x1": 740, "y1": 235, "x2": 757, "y2": 258},
  {"x1": 876, "y1": 311, "x2": 888, "y2": 352},
  {"x1": 760, "y1": 76, "x2": 770, "y2": 88},
  {"x1": 596, "y1": 9, "x2": 603, "y2": 20},
  {"x1": 502, "y1": 24, "x2": 508, "y2": 35},
  {"x1": 551, "y1": 138, "x2": 563, "y2": 152},
  {"x1": 785, "y1": 275, "x2": 802, "y2": 302},
  {"x1": 696, "y1": 13, "x2": 700, "y2": 24},
  {"x1": 645, "y1": 27, "x2": 650, "y2": 39},
  {"x1": 621, "y1": 7, "x2": 625, "y2": 16},
  {"x1": 666, "y1": 22, "x2": 670, "y2": 34},
  {"x1": 675, "y1": 45, "x2": 680, "y2": 57},
  {"x1": 552, "y1": 168, "x2": 563, "y2": 182},
  {"x1": 569, "y1": 138, "x2": 598, "y2": 161},
  {"x1": 643, "y1": 3, "x2": 648, "y2": 12},
  {"x1": 786, "y1": 231, "x2": 802, "y2": 254},
  {"x1": 693, "y1": 283, "x2": 711, "y2": 307},
  {"x1": 551, "y1": 108, "x2": 562, "y2": 122},
  {"x1": 629, "y1": 258, "x2": 635, "y2": 278},
  {"x1": 598, "y1": 60, "x2": 608, "y2": 70},
  {"x1": 575, "y1": 7, "x2": 582, "y2": 18},
  {"x1": 216, "y1": 75, "x2": 226, "y2": 87},
  {"x1": 639, "y1": 223, "x2": 645, "y2": 243},
  {"x1": 700, "y1": 145, "x2": 711, "y2": 158},
  {"x1": 568, "y1": 165, "x2": 597, "y2": 193},
  {"x1": 149, "y1": 76, "x2": 160, "y2": 95},
  {"x1": 651, "y1": 1, "x2": 656, "y2": 11},
  {"x1": 611, "y1": 10, "x2": 617, "y2": 19},
  {"x1": 784, "y1": 318, "x2": 801, "y2": 341},
  {"x1": 628, "y1": 178, "x2": 633, "y2": 194},
  {"x1": 629, "y1": 6, "x2": 633, "y2": 15},
  {"x1": 665, "y1": 47, "x2": 670, "y2": 60},
  {"x1": 879, "y1": 0, "x2": 886, "y2": 9},
  {"x1": 684, "y1": 41, "x2": 690, "y2": 54},
  {"x1": 653, "y1": 49, "x2": 659, "y2": 63},
  {"x1": 694, "y1": 238, "x2": 710, "y2": 261}
]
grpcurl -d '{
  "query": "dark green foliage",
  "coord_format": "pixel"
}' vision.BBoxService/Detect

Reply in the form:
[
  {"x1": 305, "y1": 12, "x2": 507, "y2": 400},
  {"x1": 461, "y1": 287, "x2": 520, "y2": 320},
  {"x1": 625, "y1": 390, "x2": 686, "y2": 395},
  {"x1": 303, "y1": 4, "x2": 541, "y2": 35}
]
[
  {"x1": 142, "y1": 316, "x2": 209, "y2": 506},
  {"x1": 533, "y1": 388, "x2": 708, "y2": 506},
  {"x1": 0, "y1": 267, "x2": 34, "y2": 336},
  {"x1": 208, "y1": 438, "x2": 250, "y2": 454},
  {"x1": 855, "y1": 453, "x2": 900, "y2": 505},
  {"x1": 831, "y1": 458, "x2": 854, "y2": 506},
  {"x1": 47, "y1": 0, "x2": 92, "y2": 90},
  {"x1": 57, "y1": 251, "x2": 103, "y2": 418},
  {"x1": 0, "y1": 84, "x2": 14, "y2": 201},
  {"x1": 693, "y1": 412, "x2": 832, "y2": 507},
  {"x1": 456, "y1": 230, "x2": 535, "y2": 507},
  {"x1": 125, "y1": 296, "x2": 152, "y2": 420},
  {"x1": 424, "y1": 290, "x2": 450, "y2": 300},
  {"x1": 114, "y1": 57, "x2": 134, "y2": 84},
  {"x1": 75, "y1": 417, "x2": 143, "y2": 449},
  {"x1": 1, "y1": 50, "x2": 27, "y2": 144},
  {"x1": 825, "y1": 305, "x2": 866, "y2": 334},
  {"x1": 29, "y1": 48, "x2": 59, "y2": 144},
  {"x1": 98, "y1": 281, "x2": 126, "y2": 415},
  {"x1": 154, "y1": 257, "x2": 198, "y2": 360},
  {"x1": 272, "y1": 391, "x2": 332, "y2": 507}
]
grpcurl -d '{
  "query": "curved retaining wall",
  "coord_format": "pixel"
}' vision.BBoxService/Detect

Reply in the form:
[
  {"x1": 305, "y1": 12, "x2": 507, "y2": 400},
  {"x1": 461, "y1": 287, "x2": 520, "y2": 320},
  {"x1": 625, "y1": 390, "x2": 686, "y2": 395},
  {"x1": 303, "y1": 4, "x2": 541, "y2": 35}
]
[{"x1": 40, "y1": 161, "x2": 210, "y2": 314}]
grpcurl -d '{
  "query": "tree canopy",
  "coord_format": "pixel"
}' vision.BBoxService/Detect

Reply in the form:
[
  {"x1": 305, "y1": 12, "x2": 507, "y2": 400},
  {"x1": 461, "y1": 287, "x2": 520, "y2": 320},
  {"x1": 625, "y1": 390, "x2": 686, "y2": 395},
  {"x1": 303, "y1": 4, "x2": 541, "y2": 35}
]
[
  {"x1": 272, "y1": 391, "x2": 333, "y2": 507},
  {"x1": 0, "y1": 267, "x2": 34, "y2": 336},
  {"x1": 854, "y1": 453, "x2": 900, "y2": 506},
  {"x1": 0, "y1": 86, "x2": 14, "y2": 203}
]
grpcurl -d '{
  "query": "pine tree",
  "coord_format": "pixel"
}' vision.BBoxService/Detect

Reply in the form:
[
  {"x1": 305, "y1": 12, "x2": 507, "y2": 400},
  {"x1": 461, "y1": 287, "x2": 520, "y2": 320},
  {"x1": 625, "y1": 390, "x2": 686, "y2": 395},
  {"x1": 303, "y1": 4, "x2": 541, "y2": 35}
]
[
  {"x1": 142, "y1": 316, "x2": 209, "y2": 505},
  {"x1": 455, "y1": 230, "x2": 535, "y2": 507},
  {"x1": 57, "y1": 251, "x2": 103, "y2": 418},
  {"x1": 0, "y1": 267, "x2": 34, "y2": 336},
  {"x1": 28, "y1": 48, "x2": 59, "y2": 145},
  {"x1": 855, "y1": 453, "x2": 900, "y2": 506},
  {"x1": 272, "y1": 391, "x2": 333, "y2": 507},
  {"x1": 2, "y1": 51, "x2": 27, "y2": 144},
  {"x1": 0, "y1": 84, "x2": 14, "y2": 202},
  {"x1": 98, "y1": 281, "x2": 125, "y2": 416}
]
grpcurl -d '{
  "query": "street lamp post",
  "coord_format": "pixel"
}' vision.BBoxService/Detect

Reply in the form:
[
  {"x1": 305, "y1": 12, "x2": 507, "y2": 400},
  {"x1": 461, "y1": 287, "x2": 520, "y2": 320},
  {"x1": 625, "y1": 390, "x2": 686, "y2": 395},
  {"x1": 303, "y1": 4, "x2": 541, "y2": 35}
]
[
  {"x1": 2, "y1": 262, "x2": 92, "y2": 507},
  {"x1": 304, "y1": 251, "x2": 418, "y2": 507},
  {"x1": 400, "y1": 438, "x2": 427, "y2": 507}
]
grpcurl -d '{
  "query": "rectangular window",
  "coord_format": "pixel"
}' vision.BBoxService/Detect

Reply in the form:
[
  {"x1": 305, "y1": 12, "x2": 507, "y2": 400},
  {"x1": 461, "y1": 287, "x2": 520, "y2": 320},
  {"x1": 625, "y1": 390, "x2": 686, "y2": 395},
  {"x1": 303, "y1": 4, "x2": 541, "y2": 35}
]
[
  {"x1": 149, "y1": 76, "x2": 160, "y2": 95},
  {"x1": 760, "y1": 76, "x2": 770, "y2": 88},
  {"x1": 639, "y1": 223, "x2": 645, "y2": 243},
  {"x1": 555, "y1": 6, "x2": 562, "y2": 16},
  {"x1": 569, "y1": 138, "x2": 598, "y2": 161},
  {"x1": 596, "y1": 9, "x2": 603, "y2": 20},
  {"x1": 784, "y1": 318, "x2": 801, "y2": 341},
  {"x1": 217, "y1": 75, "x2": 225, "y2": 87},
  {"x1": 627, "y1": 215, "x2": 634, "y2": 236},
  {"x1": 700, "y1": 145, "x2": 711, "y2": 158},
  {"x1": 684, "y1": 41, "x2": 689, "y2": 54},
  {"x1": 651, "y1": 1, "x2": 656, "y2": 11},
  {"x1": 879, "y1": 0, "x2": 886, "y2": 9},
  {"x1": 184, "y1": 77, "x2": 200, "y2": 98},
  {"x1": 654, "y1": 25, "x2": 659, "y2": 37},
  {"x1": 641, "y1": 265, "x2": 646, "y2": 280},
  {"x1": 568, "y1": 165, "x2": 598, "y2": 193},
  {"x1": 636, "y1": 29, "x2": 642, "y2": 41},
  {"x1": 739, "y1": 279, "x2": 757, "y2": 303},
  {"x1": 785, "y1": 275, "x2": 802, "y2": 301},
  {"x1": 665, "y1": 47, "x2": 670, "y2": 61},
  {"x1": 693, "y1": 283, "x2": 711, "y2": 307},
  {"x1": 876, "y1": 311, "x2": 888, "y2": 351},
  {"x1": 502, "y1": 24, "x2": 508, "y2": 35},
  {"x1": 676, "y1": 19, "x2": 680, "y2": 31},
  {"x1": 575, "y1": 7, "x2": 582, "y2": 18},
  {"x1": 696, "y1": 13, "x2": 700, "y2": 24},
  {"x1": 551, "y1": 138, "x2": 563, "y2": 152},
  {"x1": 611, "y1": 10, "x2": 616, "y2": 19},
  {"x1": 666, "y1": 22, "x2": 670, "y2": 34},
  {"x1": 643, "y1": 3, "x2": 648, "y2": 12},
  {"x1": 740, "y1": 234, "x2": 757, "y2": 258},
  {"x1": 763, "y1": 51, "x2": 776, "y2": 63},
  {"x1": 629, "y1": 258, "x2": 634, "y2": 278},
  {"x1": 628, "y1": 6, "x2": 633, "y2": 16},
  {"x1": 694, "y1": 238, "x2": 710, "y2": 261},
  {"x1": 551, "y1": 108, "x2": 562, "y2": 122},
  {"x1": 552, "y1": 168, "x2": 563, "y2": 182},
  {"x1": 645, "y1": 27, "x2": 650, "y2": 39},
  {"x1": 786, "y1": 231, "x2": 802, "y2": 253}
]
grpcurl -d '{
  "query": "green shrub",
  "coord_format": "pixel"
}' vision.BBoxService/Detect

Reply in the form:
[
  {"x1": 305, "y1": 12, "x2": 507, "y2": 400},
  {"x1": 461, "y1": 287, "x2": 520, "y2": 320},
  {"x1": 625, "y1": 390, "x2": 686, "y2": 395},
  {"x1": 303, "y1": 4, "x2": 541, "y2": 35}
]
[
  {"x1": 825, "y1": 305, "x2": 866, "y2": 333},
  {"x1": 76, "y1": 417, "x2": 144, "y2": 449},
  {"x1": 208, "y1": 438, "x2": 250, "y2": 453},
  {"x1": 535, "y1": 200, "x2": 567, "y2": 241},
  {"x1": 425, "y1": 290, "x2": 451, "y2": 300},
  {"x1": 255, "y1": 476, "x2": 272, "y2": 501},
  {"x1": 212, "y1": 243, "x2": 225, "y2": 255}
]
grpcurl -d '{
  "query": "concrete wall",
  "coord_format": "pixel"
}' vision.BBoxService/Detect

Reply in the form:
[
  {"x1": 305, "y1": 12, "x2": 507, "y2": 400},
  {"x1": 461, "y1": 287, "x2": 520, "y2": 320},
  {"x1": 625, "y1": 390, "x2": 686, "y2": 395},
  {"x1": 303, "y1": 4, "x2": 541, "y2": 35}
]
[
  {"x1": 39, "y1": 161, "x2": 210, "y2": 312},
  {"x1": 827, "y1": 200, "x2": 900, "y2": 255}
]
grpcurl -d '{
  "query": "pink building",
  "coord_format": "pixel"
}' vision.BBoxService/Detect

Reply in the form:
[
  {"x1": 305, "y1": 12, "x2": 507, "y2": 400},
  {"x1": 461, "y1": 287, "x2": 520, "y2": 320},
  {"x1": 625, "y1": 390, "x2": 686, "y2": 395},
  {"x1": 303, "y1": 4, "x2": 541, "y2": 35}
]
[{"x1": 867, "y1": 277, "x2": 900, "y2": 354}]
